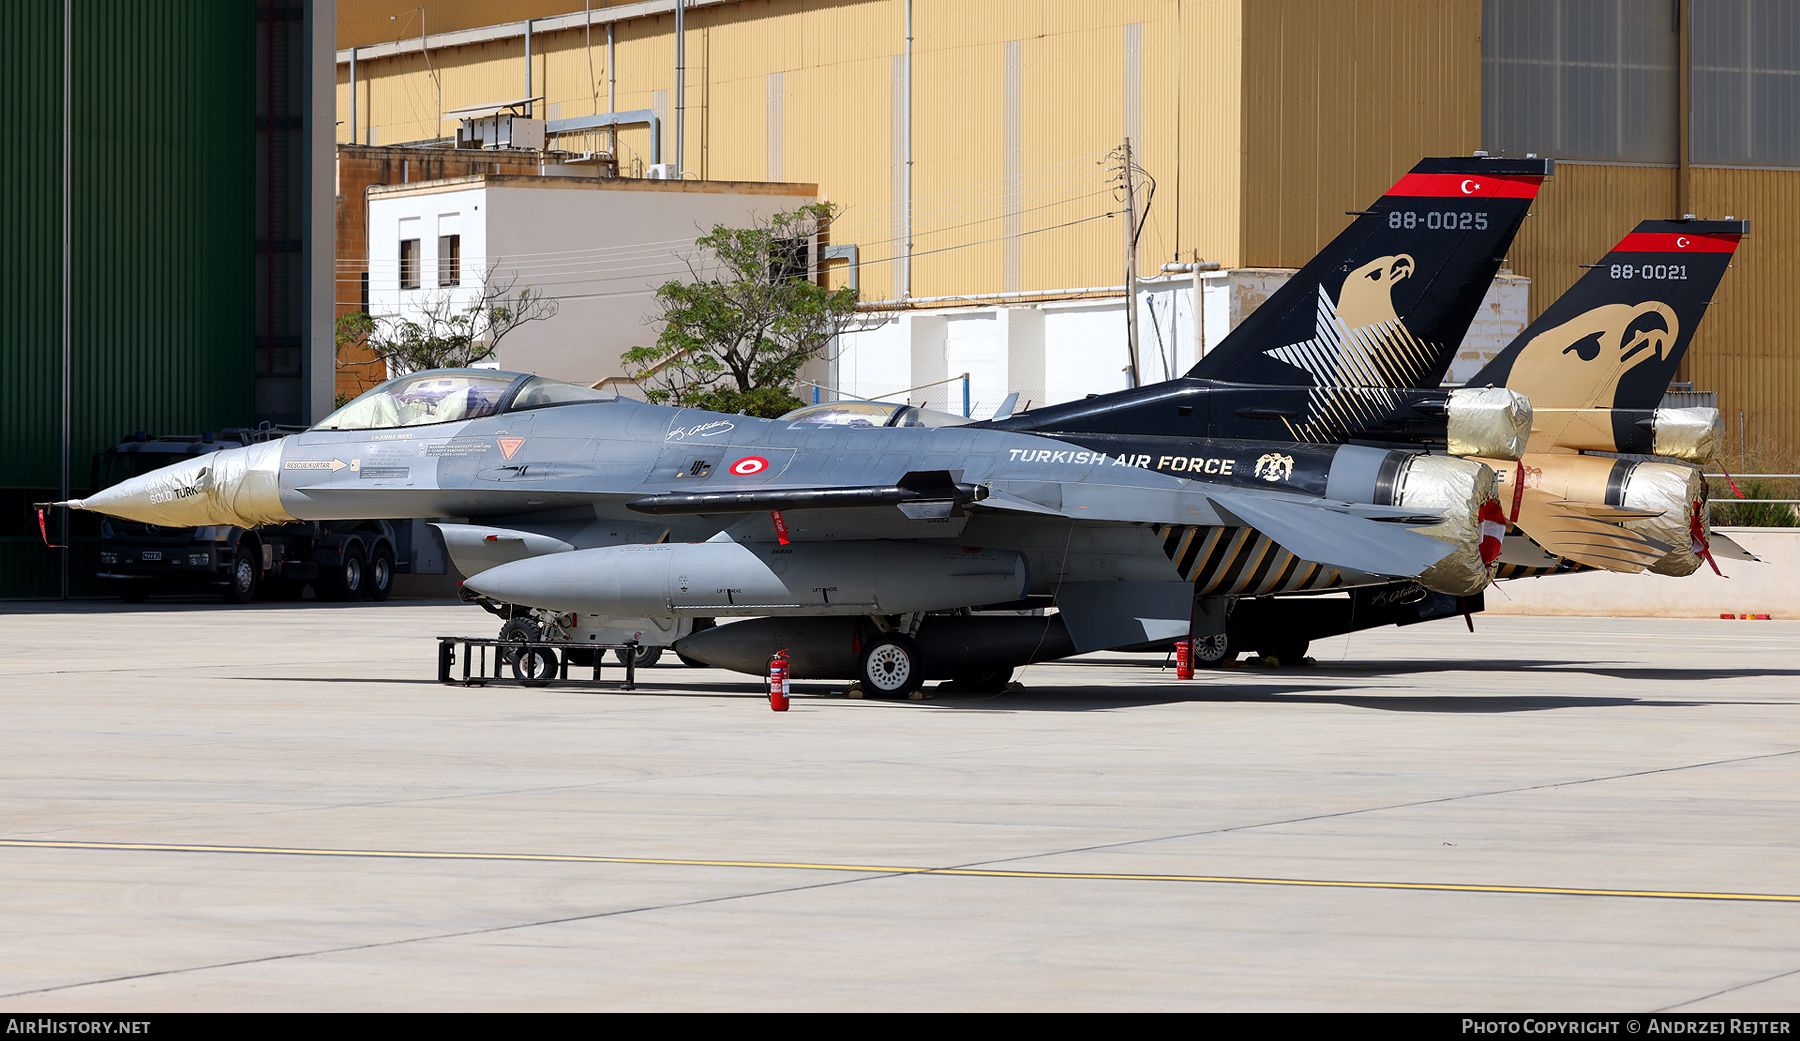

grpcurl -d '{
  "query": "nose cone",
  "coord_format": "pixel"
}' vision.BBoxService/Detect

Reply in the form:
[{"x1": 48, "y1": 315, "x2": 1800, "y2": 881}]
[{"x1": 63, "y1": 439, "x2": 293, "y2": 528}]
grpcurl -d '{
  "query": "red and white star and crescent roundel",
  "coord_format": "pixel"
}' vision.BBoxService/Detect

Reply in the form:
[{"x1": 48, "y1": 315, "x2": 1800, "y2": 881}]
[{"x1": 729, "y1": 456, "x2": 769, "y2": 476}]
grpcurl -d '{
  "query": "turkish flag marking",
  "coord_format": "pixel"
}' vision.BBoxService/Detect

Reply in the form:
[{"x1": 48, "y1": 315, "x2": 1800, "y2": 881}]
[
  {"x1": 1385, "y1": 173, "x2": 1543, "y2": 199},
  {"x1": 1612, "y1": 232, "x2": 1739, "y2": 253}
]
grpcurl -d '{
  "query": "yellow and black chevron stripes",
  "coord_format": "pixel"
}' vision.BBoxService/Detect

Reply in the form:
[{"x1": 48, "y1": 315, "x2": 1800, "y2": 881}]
[{"x1": 1155, "y1": 524, "x2": 1346, "y2": 595}]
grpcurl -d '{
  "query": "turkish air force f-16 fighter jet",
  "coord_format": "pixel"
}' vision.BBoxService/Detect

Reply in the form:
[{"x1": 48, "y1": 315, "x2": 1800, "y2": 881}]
[
  {"x1": 1463, "y1": 218, "x2": 1753, "y2": 581},
  {"x1": 63, "y1": 366, "x2": 1505, "y2": 695},
  {"x1": 55, "y1": 155, "x2": 1550, "y2": 694}
]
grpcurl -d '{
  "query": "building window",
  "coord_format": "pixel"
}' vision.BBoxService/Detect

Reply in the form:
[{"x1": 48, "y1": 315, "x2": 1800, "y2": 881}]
[
  {"x1": 1482, "y1": 0, "x2": 1678, "y2": 164},
  {"x1": 439, "y1": 234, "x2": 461, "y2": 286},
  {"x1": 399, "y1": 238, "x2": 420, "y2": 290}
]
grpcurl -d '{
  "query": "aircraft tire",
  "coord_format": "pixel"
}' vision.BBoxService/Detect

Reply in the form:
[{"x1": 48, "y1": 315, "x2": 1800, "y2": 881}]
[
  {"x1": 512, "y1": 647, "x2": 558, "y2": 687},
  {"x1": 858, "y1": 633, "x2": 926, "y2": 697},
  {"x1": 1191, "y1": 626, "x2": 1241, "y2": 668},
  {"x1": 613, "y1": 645, "x2": 663, "y2": 668},
  {"x1": 367, "y1": 543, "x2": 395, "y2": 602},
  {"x1": 498, "y1": 617, "x2": 542, "y2": 666}
]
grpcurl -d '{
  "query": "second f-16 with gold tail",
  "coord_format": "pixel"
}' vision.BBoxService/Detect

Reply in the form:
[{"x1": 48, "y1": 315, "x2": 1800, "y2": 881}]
[{"x1": 1461, "y1": 218, "x2": 1751, "y2": 580}]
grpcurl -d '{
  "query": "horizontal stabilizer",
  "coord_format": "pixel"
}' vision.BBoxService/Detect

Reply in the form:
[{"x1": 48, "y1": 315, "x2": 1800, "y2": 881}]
[
  {"x1": 1513, "y1": 493, "x2": 1670, "y2": 573},
  {"x1": 1204, "y1": 487, "x2": 1454, "y2": 579},
  {"x1": 1707, "y1": 531, "x2": 1763, "y2": 563}
]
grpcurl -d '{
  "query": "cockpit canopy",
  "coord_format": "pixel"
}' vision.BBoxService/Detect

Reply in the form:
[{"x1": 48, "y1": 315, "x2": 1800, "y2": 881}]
[
  {"x1": 778, "y1": 400, "x2": 974, "y2": 429},
  {"x1": 313, "y1": 370, "x2": 617, "y2": 431}
]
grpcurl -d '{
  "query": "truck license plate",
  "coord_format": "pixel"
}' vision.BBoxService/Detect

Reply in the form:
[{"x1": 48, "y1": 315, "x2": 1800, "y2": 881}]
[{"x1": 141, "y1": 551, "x2": 161, "y2": 561}]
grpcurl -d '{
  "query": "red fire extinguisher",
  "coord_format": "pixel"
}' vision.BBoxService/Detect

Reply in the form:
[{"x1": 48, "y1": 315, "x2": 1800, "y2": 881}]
[
  {"x1": 1175, "y1": 638, "x2": 1194, "y2": 680},
  {"x1": 768, "y1": 649, "x2": 791, "y2": 711}
]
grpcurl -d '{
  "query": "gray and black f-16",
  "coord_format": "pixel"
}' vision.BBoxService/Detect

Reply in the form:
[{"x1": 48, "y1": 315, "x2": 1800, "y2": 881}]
[
  {"x1": 63, "y1": 365, "x2": 1506, "y2": 694},
  {"x1": 58, "y1": 156, "x2": 1553, "y2": 693}
]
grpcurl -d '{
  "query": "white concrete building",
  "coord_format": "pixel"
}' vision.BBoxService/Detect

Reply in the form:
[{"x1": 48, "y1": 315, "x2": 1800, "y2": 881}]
[
  {"x1": 830, "y1": 270, "x2": 1530, "y2": 418},
  {"x1": 365, "y1": 174, "x2": 819, "y2": 385},
  {"x1": 366, "y1": 170, "x2": 1529, "y2": 411}
]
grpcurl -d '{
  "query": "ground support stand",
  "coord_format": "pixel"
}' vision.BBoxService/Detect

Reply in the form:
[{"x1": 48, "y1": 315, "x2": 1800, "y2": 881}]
[{"x1": 436, "y1": 636, "x2": 641, "y2": 690}]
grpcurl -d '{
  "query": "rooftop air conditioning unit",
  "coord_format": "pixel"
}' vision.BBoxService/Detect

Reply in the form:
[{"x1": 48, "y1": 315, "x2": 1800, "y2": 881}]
[{"x1": 647, "y1": 163, "x2": 679, "y2": 180}]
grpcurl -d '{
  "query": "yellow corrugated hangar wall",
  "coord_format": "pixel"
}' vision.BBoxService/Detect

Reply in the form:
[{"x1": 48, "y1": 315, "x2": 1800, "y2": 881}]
[{"x1": 336, "y1": 0, "x2": 1797, "y2": 456}]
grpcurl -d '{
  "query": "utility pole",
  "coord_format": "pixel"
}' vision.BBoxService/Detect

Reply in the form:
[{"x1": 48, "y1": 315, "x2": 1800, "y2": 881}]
[
  {"x1": 674, "y1": 0, "x2": 686, "y2": 174},
  {"x1": 1120, "y1": 138, "x2": 1140, "y2": 388}
]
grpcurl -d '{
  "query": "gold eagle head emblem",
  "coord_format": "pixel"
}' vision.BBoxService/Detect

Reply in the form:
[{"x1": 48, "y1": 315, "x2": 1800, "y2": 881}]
[{"x1": 1508, "y1": 301, "x2": 1679, "y2": 409}]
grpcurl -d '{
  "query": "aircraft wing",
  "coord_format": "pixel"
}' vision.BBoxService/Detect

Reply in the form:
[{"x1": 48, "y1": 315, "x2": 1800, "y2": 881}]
[{"x1": 1513, "y1": 491, "x2": 1670, "y2": 573}]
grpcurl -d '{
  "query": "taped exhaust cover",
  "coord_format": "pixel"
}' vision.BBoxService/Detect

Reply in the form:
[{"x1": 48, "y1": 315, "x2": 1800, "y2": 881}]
[
  {"x1": 1652, "y1": 407, "x2": 1723, "y2": 463},
  {"x1": 1446, "y1": 387, "x2": 1533, "y2": 461},
  {"x1": 1392, "y1": 454, "x2": 1500, "y2": 596},
  {"x1": 1621, "y1": 462, "x2": 1706, "y2": 577}
]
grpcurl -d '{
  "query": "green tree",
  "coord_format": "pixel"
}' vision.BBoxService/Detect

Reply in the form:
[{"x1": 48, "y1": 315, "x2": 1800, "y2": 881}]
[
  {"x1": 623, "y1": 202, "x2": 860, "y2": 418},
  {"x1": 336, "y1": 269, "x2": 558, "y2": 378}
]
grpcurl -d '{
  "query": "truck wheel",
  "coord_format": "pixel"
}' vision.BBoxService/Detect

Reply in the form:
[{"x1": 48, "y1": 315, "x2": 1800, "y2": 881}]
[
  {"x1": 858, "y1": 633, "x2": 925, "y2": 697},
  {"x1": 1192, "y1": 626, "x2": 1242, "y2": 668},
  {"x1": 512, "y1": 647, "x2": 558, "y2": 687},
  {"x1": 318, "y1": 546, "x2": 366, "y2": 602},
  {"x1": 222, "y1": 549, "x2": 260, "y2": 604},
  {"x1": 117, "y1": 582, "x2": 153, "y2": 604},
  {"x1": 367, "y1": 544, "x2": 395, "y2": 602},
  {"x1": 613, "y1": 645, "x2": 663, "y2": 668}
]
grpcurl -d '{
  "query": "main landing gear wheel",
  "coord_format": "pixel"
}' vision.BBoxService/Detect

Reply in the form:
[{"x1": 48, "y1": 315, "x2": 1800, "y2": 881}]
[
  {"x1": 858, "y1": 633, "x2": 926, "y2": 697},
  {"x1": 614, "y1": 645, "x2": 664, "y2": 668},
  {"x1": 1191, "y1": 626, "x2": 1242, "y2": 668}
]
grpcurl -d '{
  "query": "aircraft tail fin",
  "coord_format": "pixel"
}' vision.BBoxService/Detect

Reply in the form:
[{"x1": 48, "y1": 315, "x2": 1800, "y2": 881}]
[
  {"x1": 1466, "y1": 218, "x2": 1747, "y2": 455},
  {"x1": 1188, "y1": 156, "x2": 1551, "y2": 391}
]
